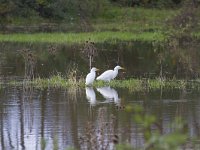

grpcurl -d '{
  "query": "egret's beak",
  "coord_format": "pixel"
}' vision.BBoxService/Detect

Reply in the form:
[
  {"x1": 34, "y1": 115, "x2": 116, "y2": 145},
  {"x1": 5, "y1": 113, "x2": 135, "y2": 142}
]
[
  {"x1": 120, "y1": 67, "x2": 125, "y2": 70},
  {"x1": 96, "y1": 69, "x2": 100, "y2": 71}
]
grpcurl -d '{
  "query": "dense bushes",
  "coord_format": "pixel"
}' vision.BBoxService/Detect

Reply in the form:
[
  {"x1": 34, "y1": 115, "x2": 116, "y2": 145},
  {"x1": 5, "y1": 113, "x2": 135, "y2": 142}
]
[
  {"x1": 0, "y1": 0, "x2": 193, "y2": 23},
  {"x1": 109, "y1": 0, "x2": 183, "y2": 7},
  {"x1": 0, "y1": 0, "x2": 109, "y2": 21}
]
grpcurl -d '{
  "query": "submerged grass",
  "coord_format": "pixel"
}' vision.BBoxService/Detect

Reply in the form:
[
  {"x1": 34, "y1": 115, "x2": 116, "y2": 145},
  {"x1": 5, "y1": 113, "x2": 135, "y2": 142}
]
[{"x1": 0, "y1": 31, "x2": 166, "y2": 44}]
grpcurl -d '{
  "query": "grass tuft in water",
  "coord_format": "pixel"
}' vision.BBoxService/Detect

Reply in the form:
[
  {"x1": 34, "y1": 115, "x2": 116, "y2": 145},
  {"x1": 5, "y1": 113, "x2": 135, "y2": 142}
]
[
  {"x1": 33, "y1": 75, "x2": 69, "y2": 88},
  {"x1": 95, "y1": 78, "x2": 188, "y2": 92},
  {"x1": 8, "y1": 69, "x2": 200, "y2": 92},
  {"x1": 10, "y1": 75, "x2": 200, "y2": 92}
]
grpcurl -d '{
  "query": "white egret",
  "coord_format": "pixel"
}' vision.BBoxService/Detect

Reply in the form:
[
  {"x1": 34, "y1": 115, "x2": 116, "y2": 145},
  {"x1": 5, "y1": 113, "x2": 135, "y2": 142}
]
[
  {"x1": 96, "y1": 65, "x2": 125, "y2": 82},
  {"x1": 85, "y1": 67, "x2": 99, "y2": 86}
]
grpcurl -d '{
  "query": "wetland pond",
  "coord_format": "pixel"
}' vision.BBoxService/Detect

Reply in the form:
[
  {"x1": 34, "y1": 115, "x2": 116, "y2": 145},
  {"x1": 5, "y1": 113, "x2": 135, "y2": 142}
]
[{"x1": 1, "y1": 41, "x2": 200, "y2": 149}]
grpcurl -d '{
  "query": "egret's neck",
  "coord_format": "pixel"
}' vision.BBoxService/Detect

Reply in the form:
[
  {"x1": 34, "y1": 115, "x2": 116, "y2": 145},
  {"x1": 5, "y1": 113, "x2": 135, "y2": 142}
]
[
  {"x1": 91, "y1": 71, "x2": 96, "y2": 76},
  {"x1": 113, "y1": 69, "x2": 119, "y2": 78},
  {"x1": 114, "y1": 68, "x2": 119, "y2": 73}
]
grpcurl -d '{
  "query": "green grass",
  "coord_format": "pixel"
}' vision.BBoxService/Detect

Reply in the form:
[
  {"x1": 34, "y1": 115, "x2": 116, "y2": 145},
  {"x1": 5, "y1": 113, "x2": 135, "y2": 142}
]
[
  {"x1": 29, "y1": 75, "x2": 84, "y2": 88},
  {"x1": 0, "y1": 31, "x2": 166, "y2": 44},
  {"x1": 93, "y1": 7, "x2": 179, "y2": 32},
  {"x1": 1, "y1": 6, "x2": 199, "y2": 43},
  {"x1": 10, "y1": 75, "x2": 200, "y2": 92},
  {"x1": 98, "y1": 7, "x2": 178, "y2": 21},
  {"x1": 192, "y1": 32, "x2": 200, "y2": 38},
  {"x1": 0, "y1": 7, "x2": 180, "y2": 43},
  {"x1": 3, "y1": 6, "x2": 200, "y2": 43},
  {"x1": 95, "y1": 79, "x2": 189, "y2": 92},
  {"x1": 4, "y1": 7, "x2": 179, "y2": 32}
]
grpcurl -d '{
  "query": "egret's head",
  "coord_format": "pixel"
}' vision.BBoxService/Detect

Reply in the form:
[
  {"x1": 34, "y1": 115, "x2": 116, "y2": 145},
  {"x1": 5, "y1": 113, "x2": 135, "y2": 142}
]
[
  {"x1": 114, "y1": 66, "x2": 125, "y2": 70},
  {"x1": 91, "y1": 67, "x2": 99, "y2": 72}
]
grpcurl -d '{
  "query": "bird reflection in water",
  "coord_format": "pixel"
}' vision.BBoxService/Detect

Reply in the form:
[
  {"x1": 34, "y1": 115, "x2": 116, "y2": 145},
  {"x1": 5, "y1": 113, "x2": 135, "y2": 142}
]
[
  {"x1": 97, "y1": 86, "x2": 121, "y2": 106},
  {"x1": 86, "y1": 87, "x2": 98, "y2": 106}
]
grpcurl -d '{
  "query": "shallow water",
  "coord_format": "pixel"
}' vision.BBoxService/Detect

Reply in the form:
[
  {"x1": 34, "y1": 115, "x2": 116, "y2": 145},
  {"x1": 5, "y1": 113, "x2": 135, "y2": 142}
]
[
  {"x1": 1, "y1": 41, "x2": 200, "y2": 149},
  {"x1": 1, "y1": 85, "x2": 200, "y2": 149}
]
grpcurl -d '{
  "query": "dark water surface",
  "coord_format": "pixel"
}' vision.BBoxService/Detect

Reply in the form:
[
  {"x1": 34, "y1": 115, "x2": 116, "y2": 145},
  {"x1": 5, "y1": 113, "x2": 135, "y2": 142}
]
[
  {"x1": 1, "y1": 42, "x2": 200, "y2": 149},
  {"x1": 1, "y1": 85, "x2": 200, "y2": 149},
  {"x1": 1, "y1": 41, "x2": 200, "y2": 78}
]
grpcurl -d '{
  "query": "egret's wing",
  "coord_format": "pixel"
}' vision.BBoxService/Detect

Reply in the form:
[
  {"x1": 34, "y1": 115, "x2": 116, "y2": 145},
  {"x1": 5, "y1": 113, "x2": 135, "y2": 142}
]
[
  {"x1": 96, "y1": 70, "x2": 114, "y2": 81},
  {"x1": 85, "y1": 72, "x2": 95, "y2": 85},
  {"x1": 85, "y1": 73, "x2": 92, "y2": 84}
]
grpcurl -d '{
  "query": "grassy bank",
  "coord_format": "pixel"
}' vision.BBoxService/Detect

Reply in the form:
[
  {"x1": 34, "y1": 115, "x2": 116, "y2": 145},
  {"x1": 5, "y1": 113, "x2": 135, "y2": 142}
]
[
  {"x1": 1, "y1": 6, "x2": 199, "y2": 44},
  {"x1": 92, "y1": 7, "x2": 179, "y2": 32},
  {"x1": 2, "y1": 7, "x2": 179, "y2": 32},
  {"x1": 0, "y1": 31, "x2": 166, "y2": 44},
  {"x1": 0, "y1": 7, "x2": 180, "y2": 43}
]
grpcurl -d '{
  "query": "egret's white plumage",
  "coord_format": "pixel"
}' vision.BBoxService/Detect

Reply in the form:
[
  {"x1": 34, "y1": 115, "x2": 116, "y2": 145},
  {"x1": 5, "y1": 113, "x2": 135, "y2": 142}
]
[
  {"x1": 96, "y1": 66, "x2": 124, "y2": 82},
  {"x1": 85, "y1": 67, "x2": 99, "y2": 86}
]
